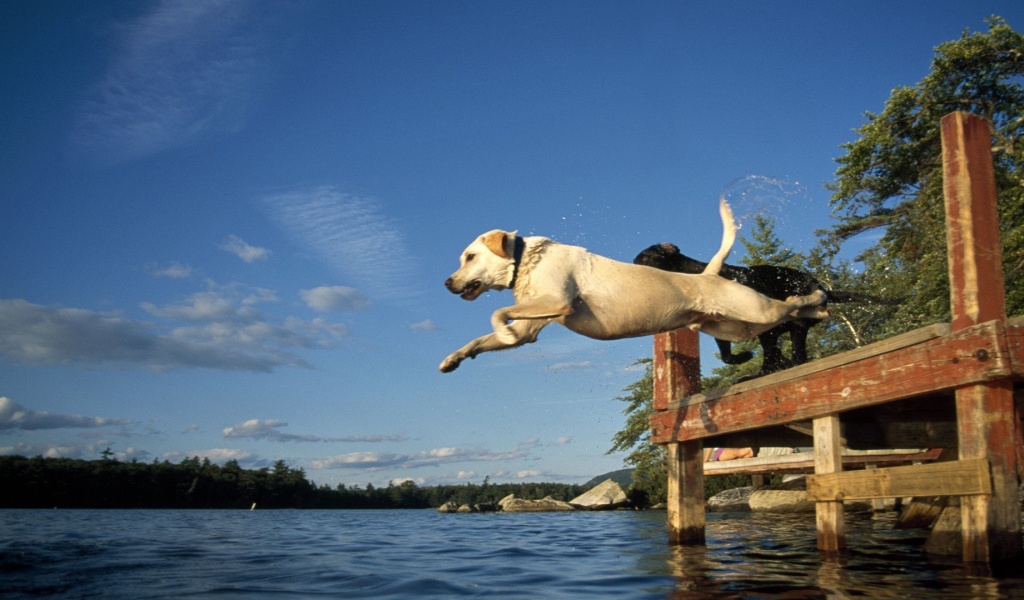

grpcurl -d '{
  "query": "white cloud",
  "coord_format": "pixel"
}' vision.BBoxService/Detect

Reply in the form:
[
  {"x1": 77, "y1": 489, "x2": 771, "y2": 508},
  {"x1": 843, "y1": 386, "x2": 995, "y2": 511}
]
[
  {"x1": 312, "y1": 445, "x2": 527, "y2": 471},
  {"x1": 515, "y1": 470, "x2": 543, "y2": 479},
  {"x1": 72, "y1": 0, "x2": 267, "y2": 165},
  {"x1": 456, "y1": 471, "x2": 476, "y2": 480},
  {"x1": 300, "y1": 286, "x2": 369, "y2": 312},
  {"x1": 162, "y1": 448, "x2": 258, "y2": 466},
  {"x1": 222, "y1": 418, "x2": 405, "y2": 444},
  {"x1": 0, "y1": 296, "x2": 342, "y2": 372},
  {"x1": 223, "y1": 418, "x2": 318, "y2": 442},
  {"x1": 143, "y1": 290, "x2": 239, "y2": 321},
  {"x1": 312, "y1": 452, "x2": 403, "y2": 470},
  {"x1": 410, "y1": 320, "x2": 436, "y2": 333},
  {"x1": 547, "y1": 361, "x2": 593, "y2": 372},
  {"x1": 264, "y1": 187, "x2": 418, "y2": 301},
  {"x1": 0, "y1": 397, "x2": 133, "y2": 431},
  {"x1": 147, "y1": 262, "x2": 194, "y2": 279},
  {"x1": 555, "y1": 435, "x2": 573, "y2": 446},
  {"x1": 219, "y1": 235, "x2": 269, "y2": 263}
]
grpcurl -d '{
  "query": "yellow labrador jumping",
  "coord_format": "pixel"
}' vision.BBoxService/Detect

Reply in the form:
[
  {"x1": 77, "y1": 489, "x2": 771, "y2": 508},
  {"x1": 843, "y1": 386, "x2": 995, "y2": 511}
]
[{"x1": 440, "y1": 199, "x2": 828, "y2": 373}]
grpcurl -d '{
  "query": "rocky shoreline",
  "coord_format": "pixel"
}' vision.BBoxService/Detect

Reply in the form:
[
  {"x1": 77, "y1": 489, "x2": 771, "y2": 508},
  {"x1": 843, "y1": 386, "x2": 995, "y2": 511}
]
[
  {"x1": 438, "y1": 479, "x2": 630, "y2": 513},
  {"x1": 439, "y1": 476, "x2": 882, "y2": 515}
]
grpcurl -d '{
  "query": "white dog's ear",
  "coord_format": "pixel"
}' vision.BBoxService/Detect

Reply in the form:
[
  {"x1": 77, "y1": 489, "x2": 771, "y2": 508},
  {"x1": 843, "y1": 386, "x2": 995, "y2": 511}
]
[{"x1": 481, "y1": 230, "x2": 513, "y2": 258}]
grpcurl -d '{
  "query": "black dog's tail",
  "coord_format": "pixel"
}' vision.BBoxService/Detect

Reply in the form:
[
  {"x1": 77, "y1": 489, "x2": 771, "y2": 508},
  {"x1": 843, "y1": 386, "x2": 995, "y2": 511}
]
[{"x1": 826, "y1": 290, "x2": 903, "y2": 305}]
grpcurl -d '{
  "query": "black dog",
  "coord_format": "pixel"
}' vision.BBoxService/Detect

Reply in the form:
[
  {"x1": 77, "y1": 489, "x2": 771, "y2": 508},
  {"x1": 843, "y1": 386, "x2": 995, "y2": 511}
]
[{"x1": 634, "y1": 242, "x2": 894, "y2": 376}]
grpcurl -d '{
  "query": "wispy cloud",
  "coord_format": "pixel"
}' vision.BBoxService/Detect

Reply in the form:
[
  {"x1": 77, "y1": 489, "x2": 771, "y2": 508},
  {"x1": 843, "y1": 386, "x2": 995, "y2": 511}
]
[
  {"x1": 410, "y1": 319, "x2": 437, "y2": 333},
  {"x1": 147, "y1": 262, "x2": 195, "y2": 279},
  {"x1": 219, "y1": 235, "x2": 270, "y2": 263},
  {"x1": 0, "y1": 441, "x2": 147, "y2": 461},
  {"x1": 547, "y1": 361, "x2": 593, "y2": 372},
  {"x1": 0, "y1": 397, "x2": 133, "y2": 431},
  {"x1": 0, "y1": 290, "x2": 344, "y2": 372},
  {"x1": 162, "y1": 448, "x2": 262, "y2": 467},
  {"x1": 72, "y1": 0, "x2": 265, "y2": 165},
  {"x1": 223, "y1": 418, "x2": 406, "y2": 444},
  {"x1": 300, "y1": 286, "x2": 369, "y2": 312},
  {"x1": 312, "y1": 446, "x2": 527, "y2": 471},
  {"x1": 264, "y1": 186, "x2": 419, "y2": 301}
]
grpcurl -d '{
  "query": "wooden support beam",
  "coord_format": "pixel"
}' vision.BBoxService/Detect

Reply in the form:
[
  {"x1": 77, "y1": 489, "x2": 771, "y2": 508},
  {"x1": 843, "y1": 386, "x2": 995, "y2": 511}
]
[
  {"x1": 941, "y1": 111, "x2": 1022, "y2": 564},
  {"x1": 666, "y1": 441, "x2": 705, "y2": 544},
  {"x1": 806, "y1": 458, "x2": 992, "y2": 501},
  {"x1": 653, "y1": 329, "x2": 700, "y2": 411},
  {"x1": 654, "y1": 329, "x2": 704, "y2": 544},
  {"x1": 814, "y1": 415, "x2": 845, "y2": 552},
  {"x1": 650, "y1": 320, "x2": 1009, "y2": 444},
  {"x1": 703, "y1": 448, "x2": 943, "y2": 476}
]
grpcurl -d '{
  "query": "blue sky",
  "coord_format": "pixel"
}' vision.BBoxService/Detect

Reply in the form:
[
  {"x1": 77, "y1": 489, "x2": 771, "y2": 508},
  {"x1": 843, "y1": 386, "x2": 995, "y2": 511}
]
[{"x1": 2, "y1": 1, "x2": 1020, "y2": 489}]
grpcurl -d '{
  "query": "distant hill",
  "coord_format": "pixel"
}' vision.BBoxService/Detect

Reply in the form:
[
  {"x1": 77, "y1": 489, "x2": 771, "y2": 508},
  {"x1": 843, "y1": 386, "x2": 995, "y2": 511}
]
[{"x1": 584, "y1": 468, "x2": 633, "y2": 488}]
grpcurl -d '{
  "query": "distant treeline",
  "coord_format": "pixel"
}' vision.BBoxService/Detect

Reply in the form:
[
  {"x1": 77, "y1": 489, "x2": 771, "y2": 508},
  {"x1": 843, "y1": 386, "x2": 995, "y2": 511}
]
[{"x1": 0, "y1": 455, "x2": 586, "y2": 510}]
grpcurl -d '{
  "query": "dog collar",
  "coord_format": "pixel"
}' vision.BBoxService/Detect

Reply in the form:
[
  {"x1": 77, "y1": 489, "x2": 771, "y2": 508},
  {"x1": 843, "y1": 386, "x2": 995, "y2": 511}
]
[{"x1": 508, "y1": 236, "x2": 526, "y2": 290}]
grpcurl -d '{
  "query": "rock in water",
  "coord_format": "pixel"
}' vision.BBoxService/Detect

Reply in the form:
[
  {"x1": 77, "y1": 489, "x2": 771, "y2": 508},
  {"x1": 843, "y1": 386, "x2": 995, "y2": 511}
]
[
  {"x1": 501, "y1": 495, "x2": 577, "y2": 512},
  {"x1": 707, "y1": 486, "x2": 753, "y2": 512},
  {"x1": 437, "y1": 500, "x2": 459, "y2": 513},
  {"x1": 569, "y1": 479, "x2": 629, "y2": 510}
]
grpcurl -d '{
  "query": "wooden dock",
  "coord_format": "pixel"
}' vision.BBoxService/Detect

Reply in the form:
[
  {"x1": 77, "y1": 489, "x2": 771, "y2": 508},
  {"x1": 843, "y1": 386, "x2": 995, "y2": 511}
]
[{"x1": 649, "y1": 112, "x2": 1023, "y2": 565}]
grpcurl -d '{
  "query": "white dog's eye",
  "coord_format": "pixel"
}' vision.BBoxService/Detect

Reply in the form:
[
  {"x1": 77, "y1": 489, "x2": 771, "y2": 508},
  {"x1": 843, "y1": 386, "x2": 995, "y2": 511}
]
[{"x1": 465, "y1": 253, "x2": 475, "y2": 262}]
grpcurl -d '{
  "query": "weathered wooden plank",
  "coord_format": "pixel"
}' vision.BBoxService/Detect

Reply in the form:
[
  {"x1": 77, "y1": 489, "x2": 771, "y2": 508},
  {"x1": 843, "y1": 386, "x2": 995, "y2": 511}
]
[
  {"x1": 665, "y1": 441, "x2": 704, "y2": 544},
  {"x1": 701, "y1": 323, "x2": 949, "y2": 395},
  {"x1": 814, "y1": 415, "x2": 845, "y2": 552},
  {"x1": 649, "y1": 320, "x2": 1010, "y2": 444},
  {"x1": 943, "y1": 111, "x2": 1022, "y2": 564},
  {"x1": 806, "y1": 458, "x2": 992, "y2": 501},
  {"x1": 1006, "y1": 315, "x2": 1024, "y2": 376},
  {"x1": 703, "y1": 449, "x2": 942, "y2": 476},
  {"x1": 654, "y1": 330, "x2": 705, "y2": 545},
  {"x1": 653, "y1": 330, "x2": 700, "y2": 411},
  {"x1": 943, "y1": 113, "x2": 1006, "y2": 330}
]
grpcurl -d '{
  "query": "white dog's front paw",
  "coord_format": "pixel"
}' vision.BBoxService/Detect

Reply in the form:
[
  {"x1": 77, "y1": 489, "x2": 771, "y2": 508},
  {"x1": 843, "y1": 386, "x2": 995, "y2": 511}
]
[
  {"x1": 439, "y1": 354, "x2": 463, "y2": 373},
  {"x1": 495, "y1": 324, "x2": 519, "y2": 345}
]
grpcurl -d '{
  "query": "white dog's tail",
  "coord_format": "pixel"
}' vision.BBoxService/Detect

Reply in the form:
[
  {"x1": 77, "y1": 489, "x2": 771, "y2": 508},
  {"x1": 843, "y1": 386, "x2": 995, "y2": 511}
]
[{"x1": 702, "y1": 197, "x2": 736, "y2": 276}]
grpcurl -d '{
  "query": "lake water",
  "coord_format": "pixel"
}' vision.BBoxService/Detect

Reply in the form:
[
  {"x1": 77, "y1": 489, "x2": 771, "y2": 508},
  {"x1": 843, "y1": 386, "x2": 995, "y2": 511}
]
[{"x1": 2, "y1": 508, "x2": 1022, "y2": 598}]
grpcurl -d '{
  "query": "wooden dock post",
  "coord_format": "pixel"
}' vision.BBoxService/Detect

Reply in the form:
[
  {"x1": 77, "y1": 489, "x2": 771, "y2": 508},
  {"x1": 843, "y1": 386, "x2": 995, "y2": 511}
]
[
  {"x1": 941, "y1": 111, "x2": 1023, "y2": 564},
  {"x1": 813, "y1": 414, "x2": 845, "y2": 552},
  {"x1": 654, "y1": 328, "x2": 704, "y2": 544}
]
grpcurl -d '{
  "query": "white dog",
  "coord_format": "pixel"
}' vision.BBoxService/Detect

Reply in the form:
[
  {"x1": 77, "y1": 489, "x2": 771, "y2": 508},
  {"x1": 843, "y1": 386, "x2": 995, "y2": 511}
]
[{"x1": 440, "y1": 199, "x2": 828, "y2": 373}]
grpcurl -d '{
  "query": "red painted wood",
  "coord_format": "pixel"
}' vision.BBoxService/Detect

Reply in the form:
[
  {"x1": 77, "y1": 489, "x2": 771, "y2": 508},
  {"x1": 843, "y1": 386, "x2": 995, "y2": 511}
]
[
  {"x1": 942, "y1": 112, "x2": 1006, "y2": 330},
  {"x1": 653, "y1": 329, "x2": 700, "y2": 411},
  {"x1": 941, "y1": 111, "x2": 1021, "y2": 564},
  {"x1": 650, "y1": 321, "x2": 1009, "y2": 444}
]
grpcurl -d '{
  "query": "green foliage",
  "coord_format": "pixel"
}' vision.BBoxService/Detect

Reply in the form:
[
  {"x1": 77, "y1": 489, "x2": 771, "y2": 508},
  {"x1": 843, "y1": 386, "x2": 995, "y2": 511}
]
[
  {"x1": 608, "y1": 359, "x2": 665, "y2": 506},
  {"x1": 826, "y1": 16, "x2": 1024, "y2": 333},
  {"x1": 608, "y1": 16, "x2": 1024, "y2": 509},
  {"x1": 0, "y1": 455, "x2": 584, "y2": 510}
]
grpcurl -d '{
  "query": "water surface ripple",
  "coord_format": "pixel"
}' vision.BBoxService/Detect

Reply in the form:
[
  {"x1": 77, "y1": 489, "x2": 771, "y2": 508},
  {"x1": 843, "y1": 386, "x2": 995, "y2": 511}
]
[{"x1": 1, "y1": 509, "x2": 1022, "y2": 598}]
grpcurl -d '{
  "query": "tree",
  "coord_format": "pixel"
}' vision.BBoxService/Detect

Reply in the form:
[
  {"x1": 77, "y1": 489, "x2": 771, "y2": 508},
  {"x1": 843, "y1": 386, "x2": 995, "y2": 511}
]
[
  {"x1": 824, "y1": 16, "x2": 1024, "y2": 333},
  {"x1": 608, "y1": 359, "x2": 665, "y2": 505}
]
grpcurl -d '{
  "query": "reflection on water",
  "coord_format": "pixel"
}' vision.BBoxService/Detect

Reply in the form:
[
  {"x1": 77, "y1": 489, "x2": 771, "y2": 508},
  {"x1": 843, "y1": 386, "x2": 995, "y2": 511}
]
[
  {"x1": 1, "y1": 508, "x2": 1022, "y2": 598},
  {"x1": 660, "y1": 512, "x2": 1022, "y2": 599}
]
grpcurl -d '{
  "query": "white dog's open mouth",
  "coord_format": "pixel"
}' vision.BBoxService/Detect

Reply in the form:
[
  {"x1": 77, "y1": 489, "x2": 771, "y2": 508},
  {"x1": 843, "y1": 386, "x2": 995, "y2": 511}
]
[
  {"x1": 459, "y1": 281, "x2": 483, "y2": 300},
  {"x1": 445, "y1": 277, "x2": 484, "y2": 300}
]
